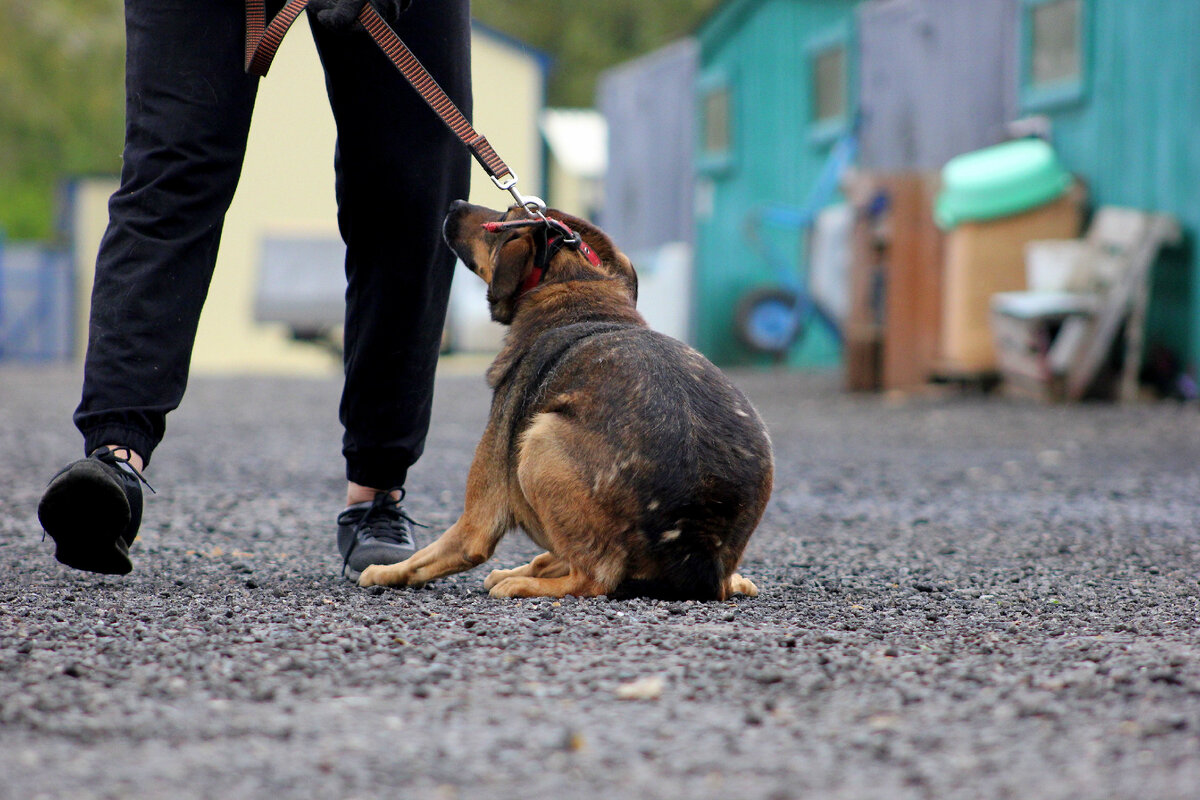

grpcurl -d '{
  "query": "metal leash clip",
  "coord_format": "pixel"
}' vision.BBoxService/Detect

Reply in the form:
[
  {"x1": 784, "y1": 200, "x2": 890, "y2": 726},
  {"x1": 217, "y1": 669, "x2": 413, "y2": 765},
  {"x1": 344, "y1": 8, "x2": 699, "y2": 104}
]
[{"x1": 491, "y1": 171, "x2": 547, "y2": 220}]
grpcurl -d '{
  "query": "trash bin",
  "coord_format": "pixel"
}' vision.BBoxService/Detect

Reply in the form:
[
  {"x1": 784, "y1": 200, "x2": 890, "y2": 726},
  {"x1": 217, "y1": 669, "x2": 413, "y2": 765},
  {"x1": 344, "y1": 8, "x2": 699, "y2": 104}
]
[{"x1": 935, "y1": 140, "x2": 1083, "y2": 374}]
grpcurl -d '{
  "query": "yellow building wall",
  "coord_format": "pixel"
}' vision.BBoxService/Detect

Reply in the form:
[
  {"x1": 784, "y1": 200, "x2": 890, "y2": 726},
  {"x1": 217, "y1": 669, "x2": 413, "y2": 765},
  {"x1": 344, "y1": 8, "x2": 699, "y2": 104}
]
[
  {"x1": 74, "y1": 23, "x2": 544, "y2": 374},
  {"x1": 467, "y1": 33, "x2": 545, "y2": 206}
]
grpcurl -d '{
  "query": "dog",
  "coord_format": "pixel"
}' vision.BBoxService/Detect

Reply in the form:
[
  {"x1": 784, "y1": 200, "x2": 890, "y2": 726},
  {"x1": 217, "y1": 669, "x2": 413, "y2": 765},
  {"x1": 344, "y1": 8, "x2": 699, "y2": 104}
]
[{"x1": 358, "y1": 201, "x2": 773, "y2": 599}]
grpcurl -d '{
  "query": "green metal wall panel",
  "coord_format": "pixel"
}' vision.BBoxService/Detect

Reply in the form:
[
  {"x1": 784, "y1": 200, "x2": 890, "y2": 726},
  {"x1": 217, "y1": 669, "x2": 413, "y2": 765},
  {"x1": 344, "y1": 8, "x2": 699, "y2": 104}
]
[
  {"x1": 694, "y1": 0, "x2": 1200, "y2": 372},
  {"x1": 1036, "y1": 0, "x2": 1200, "y2": 370},
  {"x1": 696, "y1": 0, "x2": 857, "y2": 367}
]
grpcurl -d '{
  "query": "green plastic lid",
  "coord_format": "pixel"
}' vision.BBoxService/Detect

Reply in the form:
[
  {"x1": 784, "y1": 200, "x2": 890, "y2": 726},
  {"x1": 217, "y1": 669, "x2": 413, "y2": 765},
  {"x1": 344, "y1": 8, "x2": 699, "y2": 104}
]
[{"x1": 935, "y1": 139, "x2": 1071, "y2": 229}]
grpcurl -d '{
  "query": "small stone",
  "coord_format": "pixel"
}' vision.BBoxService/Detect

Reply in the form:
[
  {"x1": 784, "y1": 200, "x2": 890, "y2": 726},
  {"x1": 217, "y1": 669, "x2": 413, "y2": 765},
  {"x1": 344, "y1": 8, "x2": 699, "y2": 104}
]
[
  {"x1": 616, "y1": 675, "x2": 665, "y2": 701},
  {"x1": 1037, "y1": 449, "x2": 1065, "y2": 469},
  {"x1": 751, "y1": 669, "x2": 785, "y2": 685},
  {"x1": 1141, "y1": 715, "x2": 1188, "y2": 737}
]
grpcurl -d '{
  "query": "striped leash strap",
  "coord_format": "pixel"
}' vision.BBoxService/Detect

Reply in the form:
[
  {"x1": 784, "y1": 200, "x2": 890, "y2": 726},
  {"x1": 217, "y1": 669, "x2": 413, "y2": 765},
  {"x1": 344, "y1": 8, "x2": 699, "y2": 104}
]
[{"x1": 243, "y1": 0, "x2": 527, "y2": 204}]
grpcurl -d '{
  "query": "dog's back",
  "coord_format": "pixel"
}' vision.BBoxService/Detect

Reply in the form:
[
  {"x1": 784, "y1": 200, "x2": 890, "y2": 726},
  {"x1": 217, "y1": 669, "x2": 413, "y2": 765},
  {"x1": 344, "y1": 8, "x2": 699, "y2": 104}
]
[
  {"x1": 501, "y1": 321, "x2": 774, "y2": 599},
  {"x1": 393, "y1": 199, "x2": 772, "y2": 600}
]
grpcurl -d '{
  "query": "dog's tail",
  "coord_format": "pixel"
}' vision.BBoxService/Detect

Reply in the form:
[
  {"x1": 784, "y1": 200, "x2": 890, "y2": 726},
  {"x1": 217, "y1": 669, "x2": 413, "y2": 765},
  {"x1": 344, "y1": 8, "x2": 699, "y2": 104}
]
[
  {"x1": 613, "y1": 520, "x2": 728, "y2": 601},
  {"x1": 613, "y1": 562, "x2": 724, "y2": 601}
]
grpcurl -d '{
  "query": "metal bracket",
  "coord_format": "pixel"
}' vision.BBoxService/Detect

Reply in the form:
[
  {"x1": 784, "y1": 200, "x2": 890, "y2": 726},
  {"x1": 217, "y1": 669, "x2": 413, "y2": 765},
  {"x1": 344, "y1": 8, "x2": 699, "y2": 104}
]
[
  {"x1": 490, "y1": 171, "x2": 519, "y2": 191},
  {"x1": 491, "y1": 171, "x2": 547, "y2": 219}
]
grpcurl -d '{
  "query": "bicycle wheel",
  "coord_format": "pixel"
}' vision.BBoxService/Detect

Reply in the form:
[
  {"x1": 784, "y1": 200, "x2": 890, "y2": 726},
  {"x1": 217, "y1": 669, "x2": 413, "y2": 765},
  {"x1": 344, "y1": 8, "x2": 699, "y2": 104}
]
[{"x1": 734, "y1": 286, "x2": 804, "y2": 355}]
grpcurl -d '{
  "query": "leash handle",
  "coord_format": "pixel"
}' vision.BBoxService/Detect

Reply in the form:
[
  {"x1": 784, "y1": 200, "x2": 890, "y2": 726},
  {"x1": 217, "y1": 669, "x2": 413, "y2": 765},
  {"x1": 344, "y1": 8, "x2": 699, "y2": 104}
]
[
  {"x1": 243, "y1": 0, "x2": 539, "y2": 211},
  {"x1": 245, "y1": 0, "x2": 310, "y2": 77}
]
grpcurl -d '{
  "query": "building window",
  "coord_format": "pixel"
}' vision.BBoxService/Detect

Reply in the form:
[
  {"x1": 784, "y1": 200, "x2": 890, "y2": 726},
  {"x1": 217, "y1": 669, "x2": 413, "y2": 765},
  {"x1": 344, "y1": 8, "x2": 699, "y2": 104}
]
[
  {"x1": 702, "y1": 85, "x2": 731, "y2": 155},
  {"x1": 1021, "y1": 0, "x2": 1088, "y2": 110},
  {"x1": 813, "y1": 44, "x2": 847, "y2": 125},
  {"x1": 697, "y1": 71, "x2": 735, "y2": 174},
  {"x1": 806, "y1": 23, "x2": 853, "y2": 143}
]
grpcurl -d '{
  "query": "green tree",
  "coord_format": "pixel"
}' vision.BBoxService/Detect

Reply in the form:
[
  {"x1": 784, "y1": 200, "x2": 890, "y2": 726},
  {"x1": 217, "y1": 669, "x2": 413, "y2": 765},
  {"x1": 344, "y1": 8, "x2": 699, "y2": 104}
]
[
  {"x1": 0, "y1": 0, "x2": 125, "y2": 240},
  {"x1": 0, "y1": 0, "x2": 719, "y2": 241},
  {"x1": 472, "y1": 0, "x2": 720, "y2": 106}
]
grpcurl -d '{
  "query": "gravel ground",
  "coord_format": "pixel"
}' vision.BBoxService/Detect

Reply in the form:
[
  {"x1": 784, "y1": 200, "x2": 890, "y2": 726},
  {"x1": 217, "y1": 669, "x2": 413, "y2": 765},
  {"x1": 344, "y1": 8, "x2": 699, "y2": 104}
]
[{"x1": 2, "y1": 363, "x2": 1200, "y2": 800}]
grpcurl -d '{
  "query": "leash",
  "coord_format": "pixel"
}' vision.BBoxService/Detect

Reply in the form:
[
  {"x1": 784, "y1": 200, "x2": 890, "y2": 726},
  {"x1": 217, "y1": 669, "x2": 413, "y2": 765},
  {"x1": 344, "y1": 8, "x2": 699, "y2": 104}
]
[{"x1": 243, "y1": 0, "x2": 547, "y2": 216}]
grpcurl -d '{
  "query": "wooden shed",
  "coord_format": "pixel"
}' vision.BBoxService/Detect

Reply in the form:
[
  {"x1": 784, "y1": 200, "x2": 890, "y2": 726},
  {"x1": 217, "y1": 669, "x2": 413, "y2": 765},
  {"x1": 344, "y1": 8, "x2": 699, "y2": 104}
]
[
  {"x1": 616, "y1": 0, "x2": 1199, "y2": 375},
  {"x1": 597, "y1": 40, "x2": 699, "y2": 344},
  {"x1": 598, "y1": 39, "x2": 698, "y2": 257},
  {"x1": 857, "y1": 0, "x2": 1020, "y2": 171},
  {"x1": 1021, "y1": 0, "x2": 1200, "y2": 376},
  {"x1": 860, "y1": 0, "x2": 1199, "y2": 378},
  {"x1": 693, "y1": 0, "x2": 859, "y2": 367}
]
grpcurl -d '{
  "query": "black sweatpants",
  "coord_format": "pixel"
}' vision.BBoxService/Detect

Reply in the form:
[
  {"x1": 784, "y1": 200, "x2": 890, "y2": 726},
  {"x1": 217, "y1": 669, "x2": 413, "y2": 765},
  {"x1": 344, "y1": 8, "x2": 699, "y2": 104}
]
[{"x1": 74, "y1": 0, "x2": 472, "y2": 490}]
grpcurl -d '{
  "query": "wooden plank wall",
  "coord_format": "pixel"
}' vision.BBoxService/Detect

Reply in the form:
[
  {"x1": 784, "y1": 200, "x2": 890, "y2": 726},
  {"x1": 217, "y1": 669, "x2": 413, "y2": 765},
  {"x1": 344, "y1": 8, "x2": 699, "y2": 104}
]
[
  {"x1": 1045, "y1": 0, "x2": 1200, "y2": 371},
  {"x1": 597, "y1": 40, "x2": 698, "y2": 254},
  {"x1": 857, "y1": 0, "x2": 1019, "y2": 171}
]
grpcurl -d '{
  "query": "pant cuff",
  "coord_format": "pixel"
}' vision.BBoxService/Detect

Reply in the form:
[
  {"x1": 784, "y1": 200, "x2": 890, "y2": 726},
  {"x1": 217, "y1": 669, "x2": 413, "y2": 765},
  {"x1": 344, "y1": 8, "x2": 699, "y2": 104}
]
[
  {"x1": 81, "y1": 425, "x2": 159, "y2": 468},
  {"x1": 345, "y1": 452, "x2": 411, "y2": 491}
]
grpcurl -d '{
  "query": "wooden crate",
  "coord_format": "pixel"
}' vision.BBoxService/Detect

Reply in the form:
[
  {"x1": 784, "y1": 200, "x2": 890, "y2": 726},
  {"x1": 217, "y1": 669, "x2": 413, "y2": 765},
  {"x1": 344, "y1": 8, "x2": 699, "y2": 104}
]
[
  {"x1": 843, "y1": 172, "x2": 944, "y2": 392},
  {"x1": 939, "y1": 186, "x2": 1084, "y2": 374}
]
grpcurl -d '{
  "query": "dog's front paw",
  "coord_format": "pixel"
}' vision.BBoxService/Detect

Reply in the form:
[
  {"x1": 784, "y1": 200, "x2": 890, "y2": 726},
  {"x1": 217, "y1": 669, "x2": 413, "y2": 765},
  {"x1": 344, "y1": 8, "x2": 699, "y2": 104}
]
[
  {"x1": 483, "y1": 567, "x2": 516, "y2": 590},
  {"x1": 357, "y1": 564, "x2": 390, "y2": 587},
  {"x1": 359, "y1": 562, "x2": 422, "y2": 588}
]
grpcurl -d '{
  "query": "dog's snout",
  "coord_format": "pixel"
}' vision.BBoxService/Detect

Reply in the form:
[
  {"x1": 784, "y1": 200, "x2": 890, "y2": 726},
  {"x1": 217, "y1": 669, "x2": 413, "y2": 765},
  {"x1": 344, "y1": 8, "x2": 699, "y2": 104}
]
[{"x1": 443, "y1": 200, "x2": 469, "y2": 247}]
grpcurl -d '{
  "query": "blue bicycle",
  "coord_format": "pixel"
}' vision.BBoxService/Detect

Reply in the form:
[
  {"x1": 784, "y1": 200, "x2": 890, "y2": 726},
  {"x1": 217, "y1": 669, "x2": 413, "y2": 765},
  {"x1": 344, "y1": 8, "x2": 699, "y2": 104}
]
[{"x1": 735, "y1": 128, "x2": 858, "y2": 357}]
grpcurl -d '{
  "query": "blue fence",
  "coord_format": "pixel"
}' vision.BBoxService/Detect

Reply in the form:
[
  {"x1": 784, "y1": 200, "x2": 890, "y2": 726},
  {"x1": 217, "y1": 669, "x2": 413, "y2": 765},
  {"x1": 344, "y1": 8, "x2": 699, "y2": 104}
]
[{"x1": 0, "y1": 239, "x2": 74, "y2": 362}]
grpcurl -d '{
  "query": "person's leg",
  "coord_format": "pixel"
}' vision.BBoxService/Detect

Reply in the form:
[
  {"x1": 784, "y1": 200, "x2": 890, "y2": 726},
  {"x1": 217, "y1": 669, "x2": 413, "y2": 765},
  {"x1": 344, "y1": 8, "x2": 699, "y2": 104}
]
[
  {"x1": 73, "y1": 0, "x2": 262, "y2": 462},
  {"x1": 311, "y1": 1, "x2": 471, "y2": 494},
  {"x1": 40, "y1": 0, "x2": 262, "y2": 574},
  {"x1": 308, "y1": 1, "x2": 471, "y2": 577}
]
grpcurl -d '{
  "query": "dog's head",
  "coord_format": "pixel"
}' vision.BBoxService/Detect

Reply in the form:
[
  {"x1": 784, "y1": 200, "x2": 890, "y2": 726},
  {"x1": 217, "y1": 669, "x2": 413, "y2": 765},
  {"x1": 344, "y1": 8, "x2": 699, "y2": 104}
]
[{"x1": 443, "y1": 200, "x2": 637, "y2": 324}]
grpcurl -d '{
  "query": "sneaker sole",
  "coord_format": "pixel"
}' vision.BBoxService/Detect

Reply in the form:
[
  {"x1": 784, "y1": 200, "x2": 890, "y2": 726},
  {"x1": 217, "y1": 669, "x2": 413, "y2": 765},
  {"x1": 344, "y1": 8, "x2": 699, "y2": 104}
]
[{"x1": 37, "y1": 461, "x2": 134, "y2": 576}]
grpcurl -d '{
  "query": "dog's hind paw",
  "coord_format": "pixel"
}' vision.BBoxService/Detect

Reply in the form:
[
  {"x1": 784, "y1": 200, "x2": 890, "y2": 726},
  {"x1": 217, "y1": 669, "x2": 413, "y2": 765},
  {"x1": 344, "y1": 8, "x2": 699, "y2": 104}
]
[
  {"x1": 727, "y1": 573, "x2": 759, "y2": 597},
  {"x1": 488, "y1": 571, "x2": 608, "y2": 599}
]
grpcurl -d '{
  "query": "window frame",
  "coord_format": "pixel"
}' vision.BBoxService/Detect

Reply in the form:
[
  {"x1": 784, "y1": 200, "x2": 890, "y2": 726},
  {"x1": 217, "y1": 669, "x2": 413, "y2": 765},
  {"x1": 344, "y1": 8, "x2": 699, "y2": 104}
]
[
  {"x1": 697, "y1": 69, "x2": 737, "y2": 175},
  {"x1": 805, "y1": 22, "x2": 854, "y2": 145},
  {"x1": 1020, "y1": 0, "x2": 1090, "y2": 112}
]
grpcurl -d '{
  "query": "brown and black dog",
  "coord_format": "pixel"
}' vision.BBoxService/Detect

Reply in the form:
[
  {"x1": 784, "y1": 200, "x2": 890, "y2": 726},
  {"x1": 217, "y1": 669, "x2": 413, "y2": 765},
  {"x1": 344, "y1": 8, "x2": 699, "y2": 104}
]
[{"x1": 358, "y1": 201, "x2": 773, "y2": 599}]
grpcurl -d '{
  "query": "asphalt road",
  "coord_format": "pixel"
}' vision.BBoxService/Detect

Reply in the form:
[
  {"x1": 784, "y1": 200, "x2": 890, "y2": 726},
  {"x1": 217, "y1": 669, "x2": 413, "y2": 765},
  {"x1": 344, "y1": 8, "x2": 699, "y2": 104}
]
[{"x1": 2, "y1": 363, "x2": 1199, "y2": 799}]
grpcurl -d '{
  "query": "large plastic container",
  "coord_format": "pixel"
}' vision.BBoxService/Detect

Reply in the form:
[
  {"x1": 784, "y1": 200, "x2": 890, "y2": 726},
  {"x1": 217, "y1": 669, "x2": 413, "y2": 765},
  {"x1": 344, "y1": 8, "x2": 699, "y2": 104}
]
[
  {"x1": 935, "y1": 139, "x2": 1072, "y2": 229},
  {"x1": 935, "y1": 139, "x2": 1080, "y2": 373},
  {"x1": 939, "y1": 187, "x2": 1083, "y2": 373}
]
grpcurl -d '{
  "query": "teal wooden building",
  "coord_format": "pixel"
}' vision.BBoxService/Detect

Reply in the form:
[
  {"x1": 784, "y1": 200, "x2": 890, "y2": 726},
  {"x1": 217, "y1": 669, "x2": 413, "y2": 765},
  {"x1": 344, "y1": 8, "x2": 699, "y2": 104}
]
[
  {"x1": 694, "y1": 0, "x2": 858, "y2": 367},
  {"x1": 1022, "y1": 0, "x2": 1200, "y2": 376},
  {"x1": 687, "y1": 0, "x2": 1200, "y2": 377}
]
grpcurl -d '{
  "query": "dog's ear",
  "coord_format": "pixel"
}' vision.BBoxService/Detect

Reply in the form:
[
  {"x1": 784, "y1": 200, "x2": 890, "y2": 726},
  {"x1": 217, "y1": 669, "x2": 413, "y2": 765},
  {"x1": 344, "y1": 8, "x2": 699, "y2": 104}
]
[
  {"x1": 486, "y1": 233, "x2": 534, "y2": 324},
  {"x1": 610, "y1": 250, "x2": 638, "y2": 305},
  {"x1": 547, "y1": 211, "x2": 638, "y2": 304}
]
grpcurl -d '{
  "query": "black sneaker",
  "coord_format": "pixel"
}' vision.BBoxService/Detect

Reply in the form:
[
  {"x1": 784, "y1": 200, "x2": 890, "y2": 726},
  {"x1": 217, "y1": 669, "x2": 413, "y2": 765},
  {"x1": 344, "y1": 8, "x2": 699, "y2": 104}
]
[
  {"x1": 336, "y1": 488, "x2": 421, "y2": 581},
  {"x1": 37, "y1": 448, "x2": 153, "y2": 576}
]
